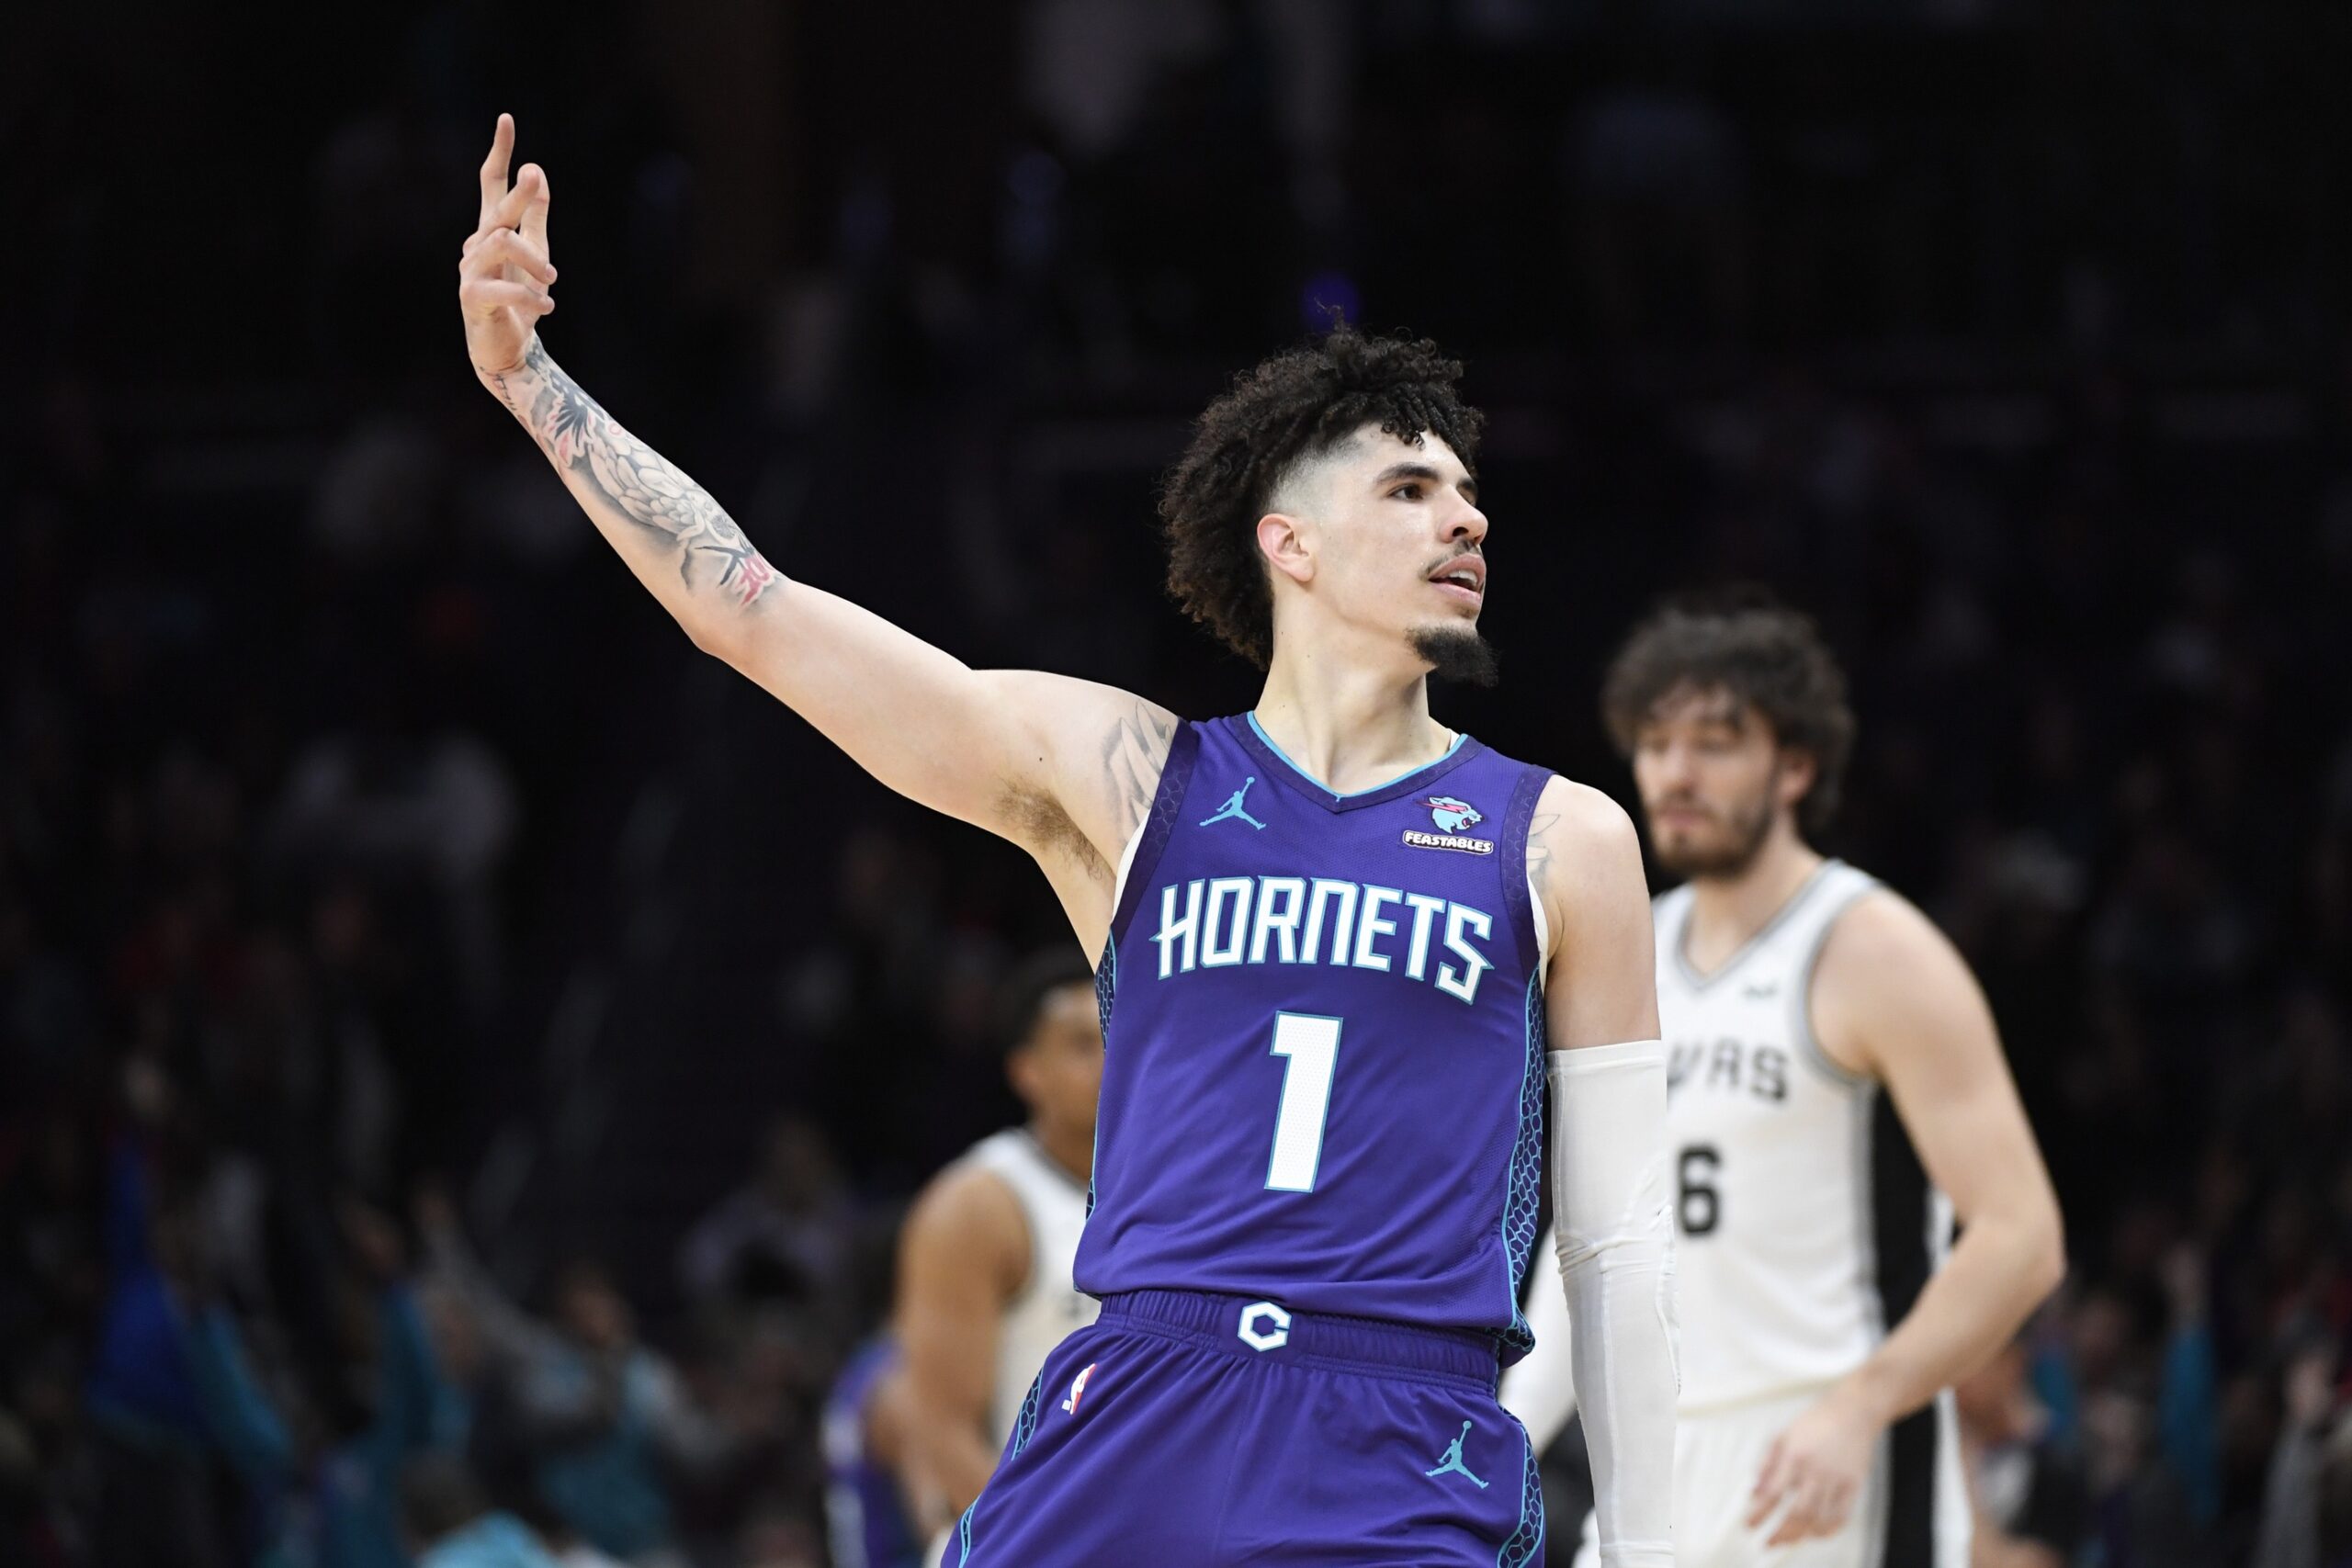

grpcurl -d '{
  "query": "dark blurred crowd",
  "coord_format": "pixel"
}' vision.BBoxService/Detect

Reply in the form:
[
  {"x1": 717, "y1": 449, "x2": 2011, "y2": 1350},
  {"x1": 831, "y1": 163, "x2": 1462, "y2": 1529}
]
[{"x1": 8, "y1": 2, "x2": 2352, "y2": 1565}]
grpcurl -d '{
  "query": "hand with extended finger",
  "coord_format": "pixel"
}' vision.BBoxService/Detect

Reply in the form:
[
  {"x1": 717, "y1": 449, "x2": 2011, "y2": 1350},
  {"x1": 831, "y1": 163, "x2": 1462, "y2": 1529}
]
[{"x1": 458, "y1": 113, "x2": 558, "y2": 378}]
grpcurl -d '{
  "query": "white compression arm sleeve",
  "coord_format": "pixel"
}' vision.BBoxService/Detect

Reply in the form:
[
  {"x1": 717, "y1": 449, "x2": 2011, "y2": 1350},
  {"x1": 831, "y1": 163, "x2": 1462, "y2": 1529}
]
[
  {"x1": 1498, "y1": 1219, "x2": 1577, "y2": 1450},
  {"x1": 1551, "y1": 1040, "x2": 1679, "y2": 1568}
]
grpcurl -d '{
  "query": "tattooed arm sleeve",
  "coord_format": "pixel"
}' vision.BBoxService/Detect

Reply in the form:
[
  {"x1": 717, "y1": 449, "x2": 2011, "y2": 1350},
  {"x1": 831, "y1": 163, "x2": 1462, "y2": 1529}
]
[
  {"x1": 479, "y1": 341, "x2": 1172, "y2": 871},
  {"x1": 484, "y1": 341, "x2": 777, "y2": 637}
]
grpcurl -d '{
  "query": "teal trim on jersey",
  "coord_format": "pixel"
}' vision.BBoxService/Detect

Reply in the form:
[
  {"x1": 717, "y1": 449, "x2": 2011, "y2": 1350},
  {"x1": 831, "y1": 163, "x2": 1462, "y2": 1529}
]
[
  {"x1": 1496, "y1": 1421, "x2": 1546, "y2": 1568},
  {"x1": 1012, "y1": 1369, "x2": 1046, "y2": 1455},
  {"x1": 1088, "y1": 935, "x2": 1116, "y2": 1220},
  {"x1": 1244, "y1": 711, "x2": 1464, "y2": 799},
  {"x1": 1498, "y1": 974, "x2": 1546, "y2": 1351},
  {"x1": 960, "y1": 1369, "x2": 1050, "y2": 1563}
]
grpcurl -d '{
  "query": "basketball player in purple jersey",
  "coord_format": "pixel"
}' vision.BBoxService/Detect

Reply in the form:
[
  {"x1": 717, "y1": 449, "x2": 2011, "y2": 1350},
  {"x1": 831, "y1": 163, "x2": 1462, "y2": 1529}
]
[{"x1": 459, "y1": 118, "x2": 1678, "y2": 1566}]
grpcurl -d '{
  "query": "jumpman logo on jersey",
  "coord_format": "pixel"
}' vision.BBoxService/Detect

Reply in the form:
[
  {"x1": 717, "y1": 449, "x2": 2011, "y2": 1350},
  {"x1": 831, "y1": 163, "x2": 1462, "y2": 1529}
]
[
  {"x1": 1199, "y1": 777, "x2": 1267, "y2": 830},
  {"x1": 1422, "y1": 1421, "x2": 1488, "y2": 1489}
]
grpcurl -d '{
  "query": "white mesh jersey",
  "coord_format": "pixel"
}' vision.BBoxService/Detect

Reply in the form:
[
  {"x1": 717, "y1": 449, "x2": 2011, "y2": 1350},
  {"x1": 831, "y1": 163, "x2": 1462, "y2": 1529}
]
[
  {"x1": 956, "y1": 1128, "x2": 1100, "y2": 1447},
  {"x1": 1654, "y1": 859, "x2": 1953, "y2": 1415}
]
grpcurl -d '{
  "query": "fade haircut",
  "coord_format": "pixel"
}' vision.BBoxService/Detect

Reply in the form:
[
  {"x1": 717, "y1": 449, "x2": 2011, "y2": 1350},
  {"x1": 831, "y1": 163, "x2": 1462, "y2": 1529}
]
[
  {"x1": 1600, "y1": 589, "x2": 1858, "y2": 838},
  {"x1": 1159, "y1": 326, "x2": 1486, "y2": 669}
]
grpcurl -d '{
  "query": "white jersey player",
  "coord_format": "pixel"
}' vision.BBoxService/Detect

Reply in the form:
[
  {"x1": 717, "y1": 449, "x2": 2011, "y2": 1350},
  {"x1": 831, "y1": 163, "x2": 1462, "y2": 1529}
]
[
  {"x1": 890, "y1": 951, "x2": 1103, "y2": 1549},
  {"x1": 1505, "y1": 596, "x2": 2064, "y2": 1567}
]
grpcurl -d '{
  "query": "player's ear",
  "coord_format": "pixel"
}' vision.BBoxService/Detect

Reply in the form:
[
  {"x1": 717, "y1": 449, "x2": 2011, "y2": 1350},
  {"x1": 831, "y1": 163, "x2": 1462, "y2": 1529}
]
[
  {"x1": 1777, "y1": 747, "x2": 1818, "y2": 812},
  {"x1": 1257, "y1": 510, "x2": 1315, "y2": 586},
  {"x1": 1004, "y1": 1043, "x2": 1041, "y2": 1106}
]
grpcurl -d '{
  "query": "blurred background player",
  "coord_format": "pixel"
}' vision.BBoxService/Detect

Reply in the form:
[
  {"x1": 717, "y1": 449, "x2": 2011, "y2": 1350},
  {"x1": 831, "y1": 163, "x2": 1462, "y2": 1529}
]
[
  {"x1": 820, "y1": 1336, "x2": 920, "y2": 1568},
  {"x1": 891, "y1": 948, "x2": 1100, "y2": 1547},
  {"x1": 458, "y1": 116, "x2": 1675, "y2": 1568},
  {"x1": 820, "y1": 949, "x2": 1102, "y2": 1566},
  {"x1": 1504, "y1": 593, "x2": 2065, "y2": 1566}
]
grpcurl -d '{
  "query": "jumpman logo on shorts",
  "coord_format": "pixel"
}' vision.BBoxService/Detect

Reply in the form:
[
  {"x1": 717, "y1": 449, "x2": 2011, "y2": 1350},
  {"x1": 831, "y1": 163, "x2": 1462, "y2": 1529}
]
[
  {"x1": 1199, "y1": 777, "x2": 1267, "y2": 830},
  {"x1": 1423, "y1": 1421, "x2": 1487, "y2": 1489}
]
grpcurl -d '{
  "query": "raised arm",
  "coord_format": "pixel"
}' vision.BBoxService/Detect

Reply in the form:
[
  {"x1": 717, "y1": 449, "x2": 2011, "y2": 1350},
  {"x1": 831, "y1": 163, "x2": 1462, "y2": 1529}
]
[
  {"x1": 1530, "y1": 780, "x2": 1676, "y2": 1568},
  {"x1": 457, "y1": 117, "x2": 1171, "y2": 944}
]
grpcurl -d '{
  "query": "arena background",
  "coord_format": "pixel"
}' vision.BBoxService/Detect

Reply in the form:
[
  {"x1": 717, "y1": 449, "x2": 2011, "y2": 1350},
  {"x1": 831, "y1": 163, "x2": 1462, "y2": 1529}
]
[{"x1": 6, "y1": 2, "x2": 2351, "y2": 1564}]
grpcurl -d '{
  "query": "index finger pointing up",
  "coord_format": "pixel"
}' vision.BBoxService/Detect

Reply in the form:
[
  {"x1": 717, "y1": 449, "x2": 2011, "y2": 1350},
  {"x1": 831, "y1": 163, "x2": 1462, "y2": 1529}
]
[{"x1": 478, "y1": 113, "x2": 515, "y2": 230}]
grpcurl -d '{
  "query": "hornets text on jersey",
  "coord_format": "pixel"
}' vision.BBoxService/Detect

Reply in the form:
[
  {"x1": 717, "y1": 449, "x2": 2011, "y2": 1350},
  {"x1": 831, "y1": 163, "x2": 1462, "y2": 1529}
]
[{"x1": 1075, "y1": 713, "x2": 1555, "y2": 1354}]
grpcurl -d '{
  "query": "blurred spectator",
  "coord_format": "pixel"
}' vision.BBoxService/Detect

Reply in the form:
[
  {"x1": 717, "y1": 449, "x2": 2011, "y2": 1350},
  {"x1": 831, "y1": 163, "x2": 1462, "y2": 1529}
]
[
  {"x1": 420, "y1": 1200, "x2": 757, "y2": 1567},
  {"x1": 401, "y1": 1451, "x2": 560, "y2": 1568},
  {"x1": 1956, "y1": 1332, "x2": 2091, "y2": 1567},
  {"x1": 2251, "y1": 1348, "x2": 2346, "y2": 1568},
  {"x1": 677, "y1": 1116, "x2": 854, "y2": 1325}
]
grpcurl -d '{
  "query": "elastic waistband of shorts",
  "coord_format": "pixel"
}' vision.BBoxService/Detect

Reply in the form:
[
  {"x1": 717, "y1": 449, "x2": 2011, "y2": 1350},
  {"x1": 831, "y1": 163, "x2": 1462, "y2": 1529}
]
[{"x1": 1094, "y1": 1289, "x2": 1501, "y2": 1391}]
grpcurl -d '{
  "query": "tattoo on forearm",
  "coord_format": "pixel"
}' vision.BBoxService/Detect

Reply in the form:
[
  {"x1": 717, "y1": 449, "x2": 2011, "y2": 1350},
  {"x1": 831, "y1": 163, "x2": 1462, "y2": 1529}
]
[{"x1": 498, "y1": 341, "x2": 777, "y2": 608}]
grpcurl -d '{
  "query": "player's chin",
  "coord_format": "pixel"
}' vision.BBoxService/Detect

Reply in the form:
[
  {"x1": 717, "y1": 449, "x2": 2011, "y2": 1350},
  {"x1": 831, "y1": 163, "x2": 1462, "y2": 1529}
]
[
  {"x1": 1652, "y1": 834, "x2": 1726, "y2": 878},
  {"x1": 1407, "y1": 622, "x2": 1499, "y2": 688}
]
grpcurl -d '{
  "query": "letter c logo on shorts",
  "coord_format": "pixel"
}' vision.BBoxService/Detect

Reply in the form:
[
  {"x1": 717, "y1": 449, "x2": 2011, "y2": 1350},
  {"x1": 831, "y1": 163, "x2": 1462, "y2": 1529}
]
[{"x1": 1237, "y1": 1300, "x2": 1292, "y2": 1352}]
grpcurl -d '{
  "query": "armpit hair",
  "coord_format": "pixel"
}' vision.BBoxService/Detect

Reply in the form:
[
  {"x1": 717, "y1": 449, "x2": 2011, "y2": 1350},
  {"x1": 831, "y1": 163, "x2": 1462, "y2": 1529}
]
[{"x1": 998, "y1": 781, "x2": 1111, "y2": 881}]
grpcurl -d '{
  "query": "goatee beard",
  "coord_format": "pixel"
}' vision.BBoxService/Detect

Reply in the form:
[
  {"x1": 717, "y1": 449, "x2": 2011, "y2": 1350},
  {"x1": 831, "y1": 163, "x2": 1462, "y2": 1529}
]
[{"x1": 1410, "y1": 625, "x2": 1499, "y2": 688}]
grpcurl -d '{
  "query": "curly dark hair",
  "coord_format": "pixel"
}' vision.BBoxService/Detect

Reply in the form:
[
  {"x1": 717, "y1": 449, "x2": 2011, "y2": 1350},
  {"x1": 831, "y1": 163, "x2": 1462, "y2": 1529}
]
[
  {"x1": 1600, "y1": 588, "x2": 1857, "y2": 838},
  {"x1": 1159, "y1": 327, "x2": 1486, "y2": 669}
]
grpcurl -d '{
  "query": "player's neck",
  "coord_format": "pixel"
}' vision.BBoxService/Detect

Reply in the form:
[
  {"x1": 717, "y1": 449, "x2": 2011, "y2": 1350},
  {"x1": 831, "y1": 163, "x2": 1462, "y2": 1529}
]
[
  {"x1": 1252, "y1": 647, "x2": 1453, "y2": 795},
  {"x1": 1685, "y1": 831, "x2": 1824, "y2": 970},
  {"x1": 1029, "y1": 1119, "x2": 1094, "y2": 1187}
]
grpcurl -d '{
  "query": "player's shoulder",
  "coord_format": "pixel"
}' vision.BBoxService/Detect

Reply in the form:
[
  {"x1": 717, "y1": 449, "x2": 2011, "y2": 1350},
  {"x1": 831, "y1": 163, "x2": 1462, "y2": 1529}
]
[
  {"x1": 1811, "y1": 872, "x2": 2004, "y2": 1082},
  {"x1": 1814, "y1": 877, "x2": 1984, "y2": 1024},
  {"x1": 1819, "y1": 876, "x2": 1955, "y2": 969},
  {"x1": 1528, "y1": 777, "x2": 1643, "y2": 895},
  {"x1": 960, "y1": 1125, "x2": 1031, "y2": 1172},
  {"x1": 903, "y1": 1148, "x2": 1029, "y2": 1255},
  {"x1": 1525, "y1": 778, "x2": 1646, "y2": 950},
  {"x1": 1531, "y1": 775, "x2": 1640, "y2": 855}
]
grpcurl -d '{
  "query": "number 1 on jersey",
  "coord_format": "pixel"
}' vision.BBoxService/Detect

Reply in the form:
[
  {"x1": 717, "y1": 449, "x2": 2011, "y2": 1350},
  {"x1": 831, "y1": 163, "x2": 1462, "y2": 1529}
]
[{"x1": 1265, "y1": 1012, "x2": 1342, "y2": 1192}]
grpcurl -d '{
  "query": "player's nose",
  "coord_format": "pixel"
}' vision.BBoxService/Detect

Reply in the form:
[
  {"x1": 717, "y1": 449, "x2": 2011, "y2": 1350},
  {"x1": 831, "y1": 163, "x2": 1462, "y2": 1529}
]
[
  {"x1": 1441, "y1": 500, "x2": 1487, "y2": 547},
  {"x1": 1651, "y1": 741, "x2": 1700, "y2": 789}
]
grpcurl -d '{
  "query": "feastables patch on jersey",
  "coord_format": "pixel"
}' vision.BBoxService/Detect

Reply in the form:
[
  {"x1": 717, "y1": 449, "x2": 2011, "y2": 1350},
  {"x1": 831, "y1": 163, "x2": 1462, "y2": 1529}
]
[{"x1": 1404, "y1": 794, "x2": 1496, "y2": 855}]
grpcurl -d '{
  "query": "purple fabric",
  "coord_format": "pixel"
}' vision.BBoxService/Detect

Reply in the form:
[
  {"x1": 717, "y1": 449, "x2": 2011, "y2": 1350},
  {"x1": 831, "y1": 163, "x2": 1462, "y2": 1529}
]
[{"x1": 944, "y1": 1288, "x2": 1543, "y2": 1566}]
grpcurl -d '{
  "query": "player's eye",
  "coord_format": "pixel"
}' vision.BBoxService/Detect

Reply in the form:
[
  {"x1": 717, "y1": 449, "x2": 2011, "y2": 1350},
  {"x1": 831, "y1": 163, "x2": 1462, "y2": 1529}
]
[{"x1": 1392, "y1": 484, "x2": 1422, "y2": 502}]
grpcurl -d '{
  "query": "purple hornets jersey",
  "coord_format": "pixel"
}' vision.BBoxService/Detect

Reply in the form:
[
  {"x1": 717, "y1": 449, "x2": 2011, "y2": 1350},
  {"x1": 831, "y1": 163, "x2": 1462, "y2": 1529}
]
[{"x1": 1076, "y1": 713, "x2": 1553, "y2": 1354}]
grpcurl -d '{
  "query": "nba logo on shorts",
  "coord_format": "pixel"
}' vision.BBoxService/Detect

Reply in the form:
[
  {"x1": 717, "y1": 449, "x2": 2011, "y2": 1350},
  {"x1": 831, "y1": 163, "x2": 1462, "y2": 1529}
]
[{"x1": 1060, "y1": 1362, "x2": 1098, "y2": 1416}]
